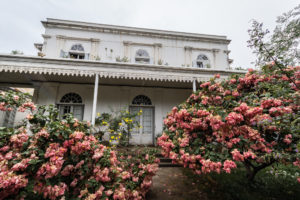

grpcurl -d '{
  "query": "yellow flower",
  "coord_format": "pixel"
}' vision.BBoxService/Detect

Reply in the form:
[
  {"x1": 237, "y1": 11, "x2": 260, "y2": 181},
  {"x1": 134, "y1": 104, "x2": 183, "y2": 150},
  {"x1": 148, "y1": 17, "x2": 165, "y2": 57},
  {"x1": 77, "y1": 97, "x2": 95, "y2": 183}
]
[
  {"x1": 111, "y1": 136, "x2": 115, "y2": 139},
  {"x1": 139, "y1": 125, "x2": 143, "y2": 129},
  {"x1": 139, "y1": 109, "x2": 143, "y2": 113},
  {"x1": 119, "y1": 122, "x2": 123, "y2": 126},
  {"x1": 97, "y1": 113, "x2": 100, "y2": 117},
  {"x1": 118, "y1": 133, "x2": 122, "y2": 136},
  {"x1": 109, "y1": 140, "x2": 112, "y2": 143},
  {"x1": 124, "y1": 118, "x2": 129, "y2": 123},
  {"x1": 109, "y1": 129, "x2": 114, "y2": 133},
  {"x1": 102, "y1": 121, "x2": 108, "y2": 125}
]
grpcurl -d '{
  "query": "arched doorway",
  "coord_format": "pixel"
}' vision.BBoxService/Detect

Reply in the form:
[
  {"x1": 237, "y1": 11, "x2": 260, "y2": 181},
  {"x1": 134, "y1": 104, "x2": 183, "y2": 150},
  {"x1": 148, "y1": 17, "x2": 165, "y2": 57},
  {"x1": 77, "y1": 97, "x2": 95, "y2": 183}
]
[{"x1": 129, "y1": 95, "x2": 154, "y2": 145}]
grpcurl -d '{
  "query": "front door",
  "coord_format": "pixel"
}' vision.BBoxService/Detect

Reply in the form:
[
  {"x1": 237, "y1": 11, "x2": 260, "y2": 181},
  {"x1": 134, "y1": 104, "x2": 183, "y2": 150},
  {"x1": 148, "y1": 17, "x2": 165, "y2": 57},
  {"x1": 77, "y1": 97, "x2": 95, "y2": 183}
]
[{"x1": 129, "y1": 106, "x2": 154, "y2": 145}]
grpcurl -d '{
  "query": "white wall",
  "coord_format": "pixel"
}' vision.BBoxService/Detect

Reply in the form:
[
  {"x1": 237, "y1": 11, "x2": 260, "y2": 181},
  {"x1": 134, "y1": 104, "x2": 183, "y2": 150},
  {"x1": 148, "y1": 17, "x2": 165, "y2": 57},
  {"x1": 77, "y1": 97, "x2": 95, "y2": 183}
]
[
  {"x1": 36, "y1": 82, "x2": 191, "y2": 137},
  {"x1": 42, "y1": 26, "x2": 230, "y2": 69}
]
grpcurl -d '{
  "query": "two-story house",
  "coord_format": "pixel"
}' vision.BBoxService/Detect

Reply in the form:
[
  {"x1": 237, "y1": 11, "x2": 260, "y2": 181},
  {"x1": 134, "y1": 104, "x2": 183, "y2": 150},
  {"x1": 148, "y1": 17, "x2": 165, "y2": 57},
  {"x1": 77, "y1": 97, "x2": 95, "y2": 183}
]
[{"x1": 0, "y1": 18, "x2": 239, "y2": 145}]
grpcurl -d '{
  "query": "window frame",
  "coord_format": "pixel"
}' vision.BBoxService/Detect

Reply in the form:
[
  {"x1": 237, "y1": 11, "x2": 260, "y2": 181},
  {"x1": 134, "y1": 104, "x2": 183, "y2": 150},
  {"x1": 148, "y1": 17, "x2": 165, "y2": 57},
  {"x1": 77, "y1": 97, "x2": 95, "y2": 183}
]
[{"x1": 135, "y1": 49, "x2": 150, "y2": 64}]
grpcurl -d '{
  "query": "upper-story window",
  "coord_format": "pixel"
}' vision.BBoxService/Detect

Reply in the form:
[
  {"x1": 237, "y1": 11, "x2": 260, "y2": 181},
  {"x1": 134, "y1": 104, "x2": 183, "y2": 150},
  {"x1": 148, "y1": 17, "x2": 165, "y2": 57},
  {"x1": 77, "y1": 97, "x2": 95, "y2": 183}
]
[
  {"x1": 69, "y1": 44, "x2": 85, "y2": 59},
  {"x1": 196, "y1": 54, "x2": 210, "y2": 68},
  {"x1": 135, "y1": 49, "x2": 150, "y2": 64}
]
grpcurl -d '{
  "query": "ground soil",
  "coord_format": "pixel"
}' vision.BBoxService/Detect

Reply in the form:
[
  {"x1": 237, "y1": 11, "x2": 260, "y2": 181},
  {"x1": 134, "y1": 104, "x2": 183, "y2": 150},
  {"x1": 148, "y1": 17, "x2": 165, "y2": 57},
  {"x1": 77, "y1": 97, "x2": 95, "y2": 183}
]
[{"x1": 146, "y1": 167, "x2": 208, "y2": 200}]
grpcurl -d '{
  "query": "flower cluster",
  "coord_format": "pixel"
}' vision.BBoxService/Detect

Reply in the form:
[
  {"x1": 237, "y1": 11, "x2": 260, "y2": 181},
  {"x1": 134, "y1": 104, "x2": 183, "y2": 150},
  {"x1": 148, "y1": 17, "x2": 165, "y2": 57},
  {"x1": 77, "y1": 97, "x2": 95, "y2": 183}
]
[
  {"x1": 0, "y1": 97, "x2": 158, "y2": 199},
  {"x1": 158, "y1": 66, "x2": 299, "y2": 182}
]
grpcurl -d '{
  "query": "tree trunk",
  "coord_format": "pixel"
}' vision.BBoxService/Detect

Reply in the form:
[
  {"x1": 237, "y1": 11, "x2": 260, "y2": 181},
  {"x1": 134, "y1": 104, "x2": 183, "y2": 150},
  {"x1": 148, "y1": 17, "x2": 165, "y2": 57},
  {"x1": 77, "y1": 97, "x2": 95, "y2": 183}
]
[{"x1": 244, "y1": 159, "x2": 275, "y2": 182}]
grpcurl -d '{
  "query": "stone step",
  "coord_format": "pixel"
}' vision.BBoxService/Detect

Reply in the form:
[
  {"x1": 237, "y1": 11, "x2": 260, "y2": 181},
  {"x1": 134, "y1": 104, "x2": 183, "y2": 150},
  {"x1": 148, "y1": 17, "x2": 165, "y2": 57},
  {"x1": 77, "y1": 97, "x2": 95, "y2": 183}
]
[
  {"x1": 158, "y1": 162, "x2": 182, "y2": 167},
  {"x1": 159, "y1": 157, "x2": 172, "y2": 163}
]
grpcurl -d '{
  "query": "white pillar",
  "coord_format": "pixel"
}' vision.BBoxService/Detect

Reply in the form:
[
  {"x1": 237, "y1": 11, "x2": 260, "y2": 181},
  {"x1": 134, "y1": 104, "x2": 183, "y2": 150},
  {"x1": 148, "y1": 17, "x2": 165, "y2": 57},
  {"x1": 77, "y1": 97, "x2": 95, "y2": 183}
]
[
  {"x1": 91, "y1": 74, "x2": 99, "y2": 125},
  {"x1": 193, "y1": 79, "x2": 197, "y2": 92}
]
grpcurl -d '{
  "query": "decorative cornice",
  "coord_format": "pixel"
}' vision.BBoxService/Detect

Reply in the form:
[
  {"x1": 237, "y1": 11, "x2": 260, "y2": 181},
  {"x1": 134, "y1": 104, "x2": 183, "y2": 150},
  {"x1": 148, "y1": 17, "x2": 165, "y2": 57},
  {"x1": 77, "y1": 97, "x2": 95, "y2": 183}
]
[
  {"x1": 34, "y1": 43, "x2": 43, "y2": 51},
  {"x1": 56, "y1": 35, "x2": 100, "y2": 42},
  {"x1": 42, "y1": 34, "x2": 51, "y2": 39},
  {"x1": 224, "y1": 50, "x2": 231, "y2": 55},
  {"x1": 184, "y1": 46, "x2": 220, "y2": 52},
  {"x1": 0, "y1": 54, "x2": 244, "y2": 83},
  {"x1": 42, "y1": 18, "x2": 231, "y2": 45},
  {"x1": 123, "y1": 41, "x2": 162, "y2": 47}
]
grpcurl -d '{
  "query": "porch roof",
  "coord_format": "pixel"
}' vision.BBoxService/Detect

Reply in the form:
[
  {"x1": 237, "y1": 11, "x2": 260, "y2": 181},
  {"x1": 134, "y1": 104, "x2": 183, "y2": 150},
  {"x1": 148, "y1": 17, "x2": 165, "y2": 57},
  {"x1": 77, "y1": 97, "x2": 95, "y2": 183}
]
[{"x1": 0, "y1": 54, "x2": 244, "y2": 87}]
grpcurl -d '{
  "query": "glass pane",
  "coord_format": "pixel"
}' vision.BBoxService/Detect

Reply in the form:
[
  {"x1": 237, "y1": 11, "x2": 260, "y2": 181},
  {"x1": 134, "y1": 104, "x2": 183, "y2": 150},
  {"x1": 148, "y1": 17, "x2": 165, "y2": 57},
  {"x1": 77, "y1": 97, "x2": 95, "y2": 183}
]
[
  {"x1": 142, "y1": 108, "x2": 153, "y2": 134},
  {"x1": 129, "y1": 107, "x2": 141, "y2": 134},
  {"x1": 59, "y1": 105, "x2": 71, "y2": 119},
  {"x1": 73, "y1": 105, "x2": 83, "y2": 120}
]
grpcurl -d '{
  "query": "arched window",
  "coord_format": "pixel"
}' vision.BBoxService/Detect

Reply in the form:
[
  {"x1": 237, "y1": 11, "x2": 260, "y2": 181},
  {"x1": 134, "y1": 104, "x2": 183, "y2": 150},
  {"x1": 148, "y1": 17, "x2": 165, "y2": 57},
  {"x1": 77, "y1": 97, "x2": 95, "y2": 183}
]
[
  {"x1": 58, "y1": 93, "x2": 84, "y2": 120},
  {"x1": 135, "y1": 49, "x2": 150, "y2": 64},
  {"x1": 196, "y1": 54, "x2": 210, "y2": 68},
  {"x1": 60, "y1": 93, "x2": 82, "y2": 103},
  {"x1": 132, "y1": 95, "x2": 152, "y2": 105},
  {"x1": 69, "y1": 44, "x2": 85, "y2": 59},
  {"x1": 71, "y1": 44, "x2": 84, "y2": 51}
]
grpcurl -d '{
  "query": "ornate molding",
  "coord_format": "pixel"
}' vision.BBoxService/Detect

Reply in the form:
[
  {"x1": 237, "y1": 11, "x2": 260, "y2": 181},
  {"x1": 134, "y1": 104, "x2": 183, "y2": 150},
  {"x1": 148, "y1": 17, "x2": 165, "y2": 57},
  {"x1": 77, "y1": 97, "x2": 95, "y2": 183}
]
[
  {"x1": 42, "y1": 34, "x2": 51, "y2": 39},
  {"x1": 42, "y1": 19, "x2": 231, "y2": 44},
  {"x1": 56, "y1": 35, "x2": 100, "y2": 42},
  {"x1": 123, "y1": 41, "x2": 162, "y2": 47},
  {"x1": 184, "y1": 46, "x2": 220, "y2": 52},
  {"x1": 0, "y1": 55, "x2": 244, "y2": 83}
]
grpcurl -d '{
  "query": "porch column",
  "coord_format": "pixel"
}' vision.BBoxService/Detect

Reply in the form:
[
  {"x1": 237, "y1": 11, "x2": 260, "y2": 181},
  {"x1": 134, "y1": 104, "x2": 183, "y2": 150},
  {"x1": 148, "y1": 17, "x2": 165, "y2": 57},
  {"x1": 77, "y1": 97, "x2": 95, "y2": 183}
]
[
  {"x1": 91, "y1": 74, "x2": 99, "y2": 125},
  {"x1": 193, "y1": 79, "x2": 197, "y2": 92}
]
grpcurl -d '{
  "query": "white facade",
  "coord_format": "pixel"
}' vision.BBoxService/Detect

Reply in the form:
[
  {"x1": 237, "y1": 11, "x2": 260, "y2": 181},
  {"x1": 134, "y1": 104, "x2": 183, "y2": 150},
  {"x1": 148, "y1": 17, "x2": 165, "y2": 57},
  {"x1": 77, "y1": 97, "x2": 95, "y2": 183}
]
[
  {"x1": 0, "y1": 18, "x2": 240, "y2": 145},
  {"x1": 40, "y1": 18, "x2": 232, "y2": 69}
]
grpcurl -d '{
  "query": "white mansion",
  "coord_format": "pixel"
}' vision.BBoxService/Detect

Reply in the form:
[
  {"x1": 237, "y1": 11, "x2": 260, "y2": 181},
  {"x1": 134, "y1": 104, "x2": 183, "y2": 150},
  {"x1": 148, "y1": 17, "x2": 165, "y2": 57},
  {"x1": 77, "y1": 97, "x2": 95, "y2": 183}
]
[{"x1": 0, "y1": 18, "x2": 240, "y2": 145}]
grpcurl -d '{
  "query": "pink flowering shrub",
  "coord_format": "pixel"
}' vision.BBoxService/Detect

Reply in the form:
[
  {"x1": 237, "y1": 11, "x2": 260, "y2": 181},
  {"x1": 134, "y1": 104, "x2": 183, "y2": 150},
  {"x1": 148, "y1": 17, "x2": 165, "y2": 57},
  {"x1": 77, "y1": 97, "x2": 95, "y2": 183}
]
[
  {"x1": 158, "y1": 64, "x2": 300, "y2": 182},
  {"x1": 0, "y1": 94, "x2": 158, "y2": 200},
  {"x1": 0, "y1": 90, "x2": 36, "y2": 112}
]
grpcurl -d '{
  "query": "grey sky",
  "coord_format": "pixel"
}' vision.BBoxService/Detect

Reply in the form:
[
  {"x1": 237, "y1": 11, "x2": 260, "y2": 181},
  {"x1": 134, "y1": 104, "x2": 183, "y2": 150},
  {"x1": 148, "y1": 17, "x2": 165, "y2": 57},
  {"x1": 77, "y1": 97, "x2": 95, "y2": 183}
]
[{"x1": 0, "y1": 0, "x2": 298, "y2": 68}]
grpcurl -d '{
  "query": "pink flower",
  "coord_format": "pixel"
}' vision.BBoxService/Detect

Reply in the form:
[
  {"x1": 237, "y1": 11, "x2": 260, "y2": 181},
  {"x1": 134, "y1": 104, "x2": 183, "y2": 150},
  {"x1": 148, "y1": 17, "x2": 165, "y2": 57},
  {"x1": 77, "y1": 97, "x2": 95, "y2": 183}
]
[
  {"x1": 70, "y1": 178, "x2": 78, "y2": 187},
  {"x1": 226, "y1": 112, "x2": 244, "y2": 126},
  {"x1": 200, "y1": 82, "x2": 211, "y2": 88},
  {"x1": 132, "y1": 177, "x2": 139, "y2": 182},
  {"x1": 232, "y1": 91, "x2": 240, "y2": 97},
  {"x1": 223, "y1": 160, "x2": 237, "y2": 173},
  {"x1": 105, "y1": 190, "x2": 113, "y2": 196},
  {"x1": 71, "y1": 131, "x2": 85, "y2": 140},
  {"x1": 13, "y1": 95, "x2": 19, "y2": 101},
  {"x1": 243, "y1": 150, "x2": 256, "y2": 159},
  {"x1": 230, "y1": 79, "x2": 237, "y2": 84},
  {"x1": 283, "y1": 134, "x2": 292, "y2": 145},
  {"x1": 231, "y1": 149, "x2": 244, "y2": 162}
]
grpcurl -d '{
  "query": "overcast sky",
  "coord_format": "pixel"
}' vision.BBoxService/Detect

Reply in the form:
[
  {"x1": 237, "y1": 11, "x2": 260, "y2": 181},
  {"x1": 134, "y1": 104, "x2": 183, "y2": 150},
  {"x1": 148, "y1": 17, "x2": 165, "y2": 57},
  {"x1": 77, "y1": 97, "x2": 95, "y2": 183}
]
[{"x1": 0, "y1": 0, "x2": 298, "y2": 68}]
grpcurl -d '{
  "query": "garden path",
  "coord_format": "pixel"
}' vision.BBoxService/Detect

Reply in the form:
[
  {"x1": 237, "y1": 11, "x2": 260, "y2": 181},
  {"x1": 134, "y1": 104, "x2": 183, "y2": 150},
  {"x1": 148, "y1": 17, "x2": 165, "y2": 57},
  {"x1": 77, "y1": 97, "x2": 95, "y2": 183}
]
[{"x1": 146, "y1": 167, "x2": 208, "y2": 200}]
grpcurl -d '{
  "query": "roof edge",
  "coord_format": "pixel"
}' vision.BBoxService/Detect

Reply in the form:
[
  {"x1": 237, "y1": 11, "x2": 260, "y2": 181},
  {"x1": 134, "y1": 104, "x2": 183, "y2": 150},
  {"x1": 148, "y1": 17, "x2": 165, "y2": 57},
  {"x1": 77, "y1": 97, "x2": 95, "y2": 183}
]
[{"x1": 41, "y1": 18, "x2": 230, "y2": 43}]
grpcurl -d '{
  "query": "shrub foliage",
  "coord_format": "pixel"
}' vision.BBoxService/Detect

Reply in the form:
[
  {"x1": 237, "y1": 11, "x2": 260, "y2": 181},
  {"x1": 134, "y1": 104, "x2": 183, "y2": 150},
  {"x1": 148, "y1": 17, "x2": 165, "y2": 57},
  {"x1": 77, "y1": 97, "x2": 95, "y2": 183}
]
[
  {"x1": 158, "y1": 64, "x2": 299, "y2": 182},
  {"x1": 0, "y1": 91, "x2": 158, "y2": 200}
]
